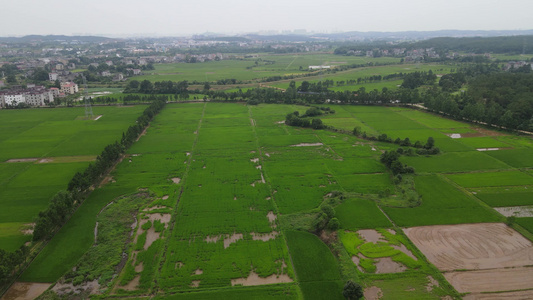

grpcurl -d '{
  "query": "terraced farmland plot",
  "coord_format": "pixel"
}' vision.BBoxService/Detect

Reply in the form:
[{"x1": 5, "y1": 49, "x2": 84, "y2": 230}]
[
  {"x1": 158, "y1": 103, "x2": 294, "y2": 292},
  {"x1": 0, "y1": 106, "x2": 146, "y2": 251}
]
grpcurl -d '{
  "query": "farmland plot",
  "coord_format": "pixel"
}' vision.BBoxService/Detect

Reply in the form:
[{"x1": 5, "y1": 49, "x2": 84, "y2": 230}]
[{"x1": 0, "y1": 106, "x2": 146, "y2": 252}]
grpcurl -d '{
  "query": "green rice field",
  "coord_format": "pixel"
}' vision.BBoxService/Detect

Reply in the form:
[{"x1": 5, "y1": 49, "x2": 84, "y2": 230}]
[{"x1": 5, "y1": 93, "x2": 532, "y2": 299}]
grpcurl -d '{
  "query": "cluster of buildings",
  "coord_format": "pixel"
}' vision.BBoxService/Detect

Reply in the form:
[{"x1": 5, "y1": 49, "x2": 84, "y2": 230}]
[{"x1": 0, "y1": 82, "x2": 78, "y2": 107}]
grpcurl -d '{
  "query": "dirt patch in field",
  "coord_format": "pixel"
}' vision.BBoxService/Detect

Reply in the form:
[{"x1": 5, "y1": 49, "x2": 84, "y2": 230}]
[
  {"x1": 193, "y1": 269, "x2": 203, "y2": 275},
  {"x1": 405, "y1": 223, "x2": 533, "y2": 271},
  {"x1": 2, "y1": 282, "x2": 51, "y2": 300},
  {"x1": 250, "y1": 158, "x2": 259, "y2": 163},
  {"x1": 5, "y1": 158, "x2": 38, "y2": 163},
  {"x1": 20, "y1": 223, "x2": 35, "y2": 235},
  {"x1": 476, "y1": 148, "x2": 503, "y2": 151},
  {"x1": 364, "y1": 286, "x2": 383, "y2": 300},
  {"x1": 357, "y1": 229, "x2": 386, "y2": 243},
  {"x1": 230, "y1": 270, "x2": 292, "y2": 286},
  {"x1": 463, "y1": 290, "x2": 533, "y2": 300},
  {"x1": 375, "y1": 257, "x2": 406, "y2": 273},
  {"x1": 171, "y1": 177, "x2": 181, "y2": 184},
  {"x1": 426, "y1": 276, "x2": 439, "y2": 292},
  {"x1": 120, "y1": 276, "x2": 140, "y2": 291},
  {"x1": 265, "y1": 153, "x2": 270, "y2": 157},
  {"x1": 267, "y1": 211, "x2": 277, "y2": 223},
  {"x1": 190, "y1": 280, "x2": 201, "y2": 288},
  {"x1": 250, "y1": 231, "x2": 278, "y2": 241},
  {"x1": 53, "y1": 280, "x2": 99, "y2": 296},
  {"x1": 143, "y1": 205, "x2": 167, "y2": 211},
  {"x1": 224, "y1": 233, "x2": 243, "y2": 248},
  {"x1": 162, "y1": 195, "x2": 169, "y2": 200},
  {"x1": 205, "y1": 235, "x2": 221, "y2": 243},
  {"x1": 494, "y1": 206, "x2": 533, "y2": 217},
  {"x1": 445, "y1": 267, "x2": 533, "y2": 293},
  {"x1": 290, "y1": 143, "x2": 323, "y2": 147},
  {"x1": 134, "y1": 262, "x2": 144, "y2": 272},
  {"x1": 392, "y1": 243, "x2": 417, "y2": 260}
]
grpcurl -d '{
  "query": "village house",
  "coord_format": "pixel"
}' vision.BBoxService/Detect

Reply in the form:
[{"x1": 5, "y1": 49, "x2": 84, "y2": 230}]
[
  {"x1": 60, "y1": 82, "x2": 79, "y2": 95},
  {"x1": 0, "y1": 86, "x2": 54, "y2": 107}
]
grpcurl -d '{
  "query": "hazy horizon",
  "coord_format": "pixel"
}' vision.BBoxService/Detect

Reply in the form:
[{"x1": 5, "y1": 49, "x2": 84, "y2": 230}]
[{"x1": 2, "y1": 0, "x2": 533, "y2": 37}]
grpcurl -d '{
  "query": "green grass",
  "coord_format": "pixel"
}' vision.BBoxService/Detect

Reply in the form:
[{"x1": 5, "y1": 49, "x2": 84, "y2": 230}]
[
  {"x1": 400, "y1": 152, "x2": 511, "y2": 173},
  {"x1": 516, "y1": 217, "x2": 533, "y2": 235},
  {"x1": 484, "y1": 148, "x2": 533, "y2": 168},
  {"x1": 473, "y1": 188, "x2": 533, "y2": 207},
  {"x1": 335, "y1": 198, "x2": 392, "y2": 229},
  {"x1": 285, "y1": 230, "x2": 343, "y2": 299},
  {"x1": 383, "y1": 175, "x2": 502, "y2": 227},
  {"x1": 446, "y1": 171, "x2": 533, "y2": 188}
]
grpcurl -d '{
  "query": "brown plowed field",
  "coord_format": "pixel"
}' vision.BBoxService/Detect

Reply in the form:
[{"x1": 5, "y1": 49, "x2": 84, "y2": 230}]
[
  {"x1": 404, "y1": 223, "x2": 533, "y2": 271},
  {"x1": 463, "y1": 290, "x2": 533, "y2": 300},
  {"x1": 444, "y1": 267, "x2": 533, "y2": 293}
]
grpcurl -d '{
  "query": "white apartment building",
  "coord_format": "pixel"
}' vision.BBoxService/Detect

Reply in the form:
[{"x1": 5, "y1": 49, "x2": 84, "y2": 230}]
[{"x1": 60, "y1": 82, "x2": 79, "y2": 95}]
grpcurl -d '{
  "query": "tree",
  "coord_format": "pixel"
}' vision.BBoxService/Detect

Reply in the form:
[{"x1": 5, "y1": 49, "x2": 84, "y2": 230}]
[
  {"x1": 327, "y1": 218, "x2": 340, "y2": 230},
  {"x1": 425, "y1": 137, "x2": 435, "y2": 149},
  {"x1": 343, "y1": 280, "x2": 363, "y2": 300}
]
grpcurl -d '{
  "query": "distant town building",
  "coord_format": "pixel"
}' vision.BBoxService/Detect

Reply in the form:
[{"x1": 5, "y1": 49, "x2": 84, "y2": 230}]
[
  {"x1": 48, "y1": 72, "x2": 59, "y2": 81},
  {"x1": 0, "y1": 80, "x2": 4, "y2": 88},
  {"x1": 60, "y1": 82, "x2": 78, "y2": 95},
  {"x1": 0, "y1": 86, "x2": 54, "y2": 107},
  {"x1": 308, "y1": 65, "x2": 331, "y2": 70}
]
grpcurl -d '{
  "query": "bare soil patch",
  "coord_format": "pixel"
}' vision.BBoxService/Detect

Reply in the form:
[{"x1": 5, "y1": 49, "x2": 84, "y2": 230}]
[
  {"x1": 267, "y1": 211, "x2": 277, "y2": 223},
  {"x1": 290, "y1": 142, "x2": 323, "y2": 147},
  {"x1": 193, "y1": 269, "x2": 203, "y2": 275},
  {"x1": 250, "y1": 158, "x2": 259, "y2": 163},
  {"x1": 444, "y1": 267, "x2": 533, "y2": 293},
  {"x1": 375, "y1": 257, "x2": 406, "y2": 273},
  {"x1": 120, "y1": 275, "x2": 139, "y2": 291},
  {"x1": 357, "y1": 229, "x2": 386, "y2": 243},
  {"x1": 2, "y1": 282, "x2": 51, "y2": 300},
  {"x1": 391, "y1": 243, "x2": 417, "y2": 260},
  {"x1": 224, "y1": 233, "x2": 243, "y2": 248},
  {"x1": 5, "y1": 158, "x2": 38, "y2": 163},
  {"x1": 230, "y1": 270, "x2": 292, "y2": 286},
  {"x1": 494, "y1": 206, "x2": 533, "y2": 217},
  {"x1": 190, "y1": 280, "x2": 201, "y2": 288},
  {"x1": 426, "y1": 276, "x2": 439, "y2": 292},
  {"x1": 476, "y1": 148, "x2": 502, "y2": 151},
  {"x1": 250, "y1": 231, "x2": 279, "y2": 241},
  {"x1": 405, "y1": 223, "x2": 533, "y2": 271},
  {"x1": 53, "y1": 280, "x2": 99, "y2": 296},
  {"x1": 205, "y1": 235, "x2": 221, "y2": 243},
  {"x1": 171, "y1": 177, "x2": 181, "y2": 184},
  {"x1": 364, "y1": 286, "x2": 383, "y2": 300},
  {"x1": 162, "y1": 195, "x2": 169, "y2": 200}
]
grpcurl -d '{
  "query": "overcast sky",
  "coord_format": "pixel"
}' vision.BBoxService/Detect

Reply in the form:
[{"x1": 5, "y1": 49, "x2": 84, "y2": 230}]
[{"x1": 2, "y1": 0, "x2": 532, "y2": 37}]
